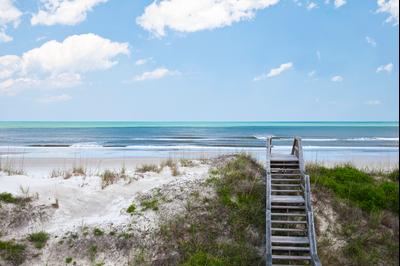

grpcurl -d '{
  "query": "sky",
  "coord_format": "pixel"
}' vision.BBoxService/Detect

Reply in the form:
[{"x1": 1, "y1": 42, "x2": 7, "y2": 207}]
[{"x1": 0, "y1": 0, "x2": 398, "y2": 121}]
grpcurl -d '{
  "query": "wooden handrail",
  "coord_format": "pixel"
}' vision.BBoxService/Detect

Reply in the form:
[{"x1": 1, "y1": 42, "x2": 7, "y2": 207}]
[{"x1": 265, "y1": 136, "x2": 273, "y2": 265}]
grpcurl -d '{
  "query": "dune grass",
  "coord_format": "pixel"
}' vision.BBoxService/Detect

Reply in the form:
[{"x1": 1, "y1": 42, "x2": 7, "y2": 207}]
[
  {"x1": 307, "y1": 164, "x2": 399, "y2": 214},
  {"x1": 0, "y1": 240, "x2": 26, "y2": 265},
  {"x1": 28, "y1": 231, "x2": 49, "y2": 249},
  {"x1": 136, "y1": 164, "x2": 160, "y2": 173},
  {"x1": 156, "y1": 154, "x2": 266, "y2": 265}
]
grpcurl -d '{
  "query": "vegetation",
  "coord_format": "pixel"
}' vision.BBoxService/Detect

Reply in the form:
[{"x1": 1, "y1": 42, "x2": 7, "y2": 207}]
[
  {"x1": 65, "y1": 257, "x2": 73, "y2": 264},
  {"x1": 0, "y1": 192, "x2": 30, "y2": 205},
  {"x1": 0, "y1": 240, "x2": 26, "y2": 265},
  {"x1": 28, "y1": 231, "x2": 49, "y2": 249},
  {"x1": 100, "y1": 170, "x2": 119, "y2": 189},
  {"x1": 180, "y1": 159, "x2": 196, "y2": 167},
  {"x1": 136, "y1": 164, "x2": 160, "y2": 173},
  {"x1": 126, "y1": 203, "x2": 136, "y2": 215},
  {"x1": 307, "y1": 164, "x2": 399, "y2": 213},
  {"x1": 308, "y1": 164, "x2": 399, "y2": 266},
  {"x1": 93, "y1": 228, "x2": 104, "y2": 237},
  {"x1": 156, "y1": 154, "x2": 266, "y2": 265},
  {"x1": 72, "y1": 166, "x2": 86, "y2": 176},
  {"x1": 140, "y1": 198, "x2": 159, "y2": 211}
]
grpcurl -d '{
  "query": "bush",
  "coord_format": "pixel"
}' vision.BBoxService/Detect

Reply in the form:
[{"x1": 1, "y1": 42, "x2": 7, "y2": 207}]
[
  {"x1": 28, "y1": 231, "x2": 49, "y2": 249},
  {"x1": 0, "y1": 240, "x2": 26, "y2": 265},
  {"x1": 136, "y1": 164, "x2": 160, "y2": 173},
  {"x1": 307, "y1": 164, "x2": 399, "y2": 214}
]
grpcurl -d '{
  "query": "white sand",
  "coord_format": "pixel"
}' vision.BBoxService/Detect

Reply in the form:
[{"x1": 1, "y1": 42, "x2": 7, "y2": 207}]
[{"x1": 0, "y1": 160, "x2": 210, "y2": 239}]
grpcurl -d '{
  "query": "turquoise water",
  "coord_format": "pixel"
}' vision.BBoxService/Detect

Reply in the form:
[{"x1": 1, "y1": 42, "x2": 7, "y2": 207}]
[
  {"x1": 0, "y1": 121, "x2": 397, "y2": 160},
  {"x1": 0, "y1": 121, "x2": 398, "y2": 128}
]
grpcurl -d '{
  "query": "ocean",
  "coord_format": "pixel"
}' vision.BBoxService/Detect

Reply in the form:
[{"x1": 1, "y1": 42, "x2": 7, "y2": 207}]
[{"x1": 0, "y1": 121, "x2": 398, "y2": 163}]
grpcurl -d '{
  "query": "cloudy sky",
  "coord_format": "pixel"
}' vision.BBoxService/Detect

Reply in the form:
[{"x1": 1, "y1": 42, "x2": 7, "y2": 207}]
[{"x1": 0, "y1": 0, "x2": 398, "y2": 121}]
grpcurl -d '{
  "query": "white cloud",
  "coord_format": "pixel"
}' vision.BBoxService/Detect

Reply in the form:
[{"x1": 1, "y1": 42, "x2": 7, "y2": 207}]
[
  {"x1": 377, "y1": 0, "x2": 399, "y2": 25},
  {"x1": 308, "y1": 70, "x2": 316, "y2": 77},
  {"x1": 267, "y1": 62, "x2": 293, "y2": 78},
  {"x1": 365, "y1": 100, "x2": 381, "y2": 106},
  {"x1": 36, "y1": 94, "x2": 72, "y2": 103},
  {"x1": 137, "y1": 0, "x2": 280, "y2": 37},
  {"x1": 134, "y1": 67, "x2": 180, "y2": 81},
  {"x1": 307, "y1": 2, "x2": 318, "y2": 10},
  {"x1": 135, "y1": 57, "x2": 152, "y2": 66},
  {"x1": 331, "y1": 75, "x2": 343, "y2": 82},
  {"x1": 334, "y1": 0, "x2": 346, "y2": 8},
  {"x1": 31, "y1": 0, "x2": 108, "y2": 26},
  {"x1": 366, "y1": 36, "x2": 377, "y2": 47},
  {"x1": 254, "y1": 62, "x2": 293, "y2": 81},
  {"x1": 0, "y1": 33, "x2": 129, "y2": 95},
  {"x1": 0, "y1": 0, "x2": 22, "y2": 42},
  {"x1": 376, "y1": 63, "x2": 393, "y2": 73}
]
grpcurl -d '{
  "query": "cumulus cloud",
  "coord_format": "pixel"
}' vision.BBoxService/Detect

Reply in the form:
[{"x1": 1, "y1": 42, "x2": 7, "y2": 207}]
[
  {"x1": 31, "y1": 0, "x2": 108, "y2": 26},
  {"x1": 376, "y1": 63, "x2": 393, "y2": 73},
  {"x1": 366, "y1": 36, "x2": 377, "y2": 47},
  {"x1": 307, "y1": 2, "x2": 318, "y2": 10},
  {"x1": 334, "y1": 0, "x2": 346, "y2": 8},
  {"x1": 36, "y1": 94, "x2": 72, "y2": 103},
  {"x1": 134, "y1": 67, "x2": 180, "y2": 81},
  {"x1": 0, "y1": 0, "x2": 22, "y2": 42},
  {"x1": 0, "y1": 33, "x2": 129, "y2": 95},
  {"x1": 137, "y1": 0, "x2": 280, "y2": 37},
  {"x1": 377, "y1": 0, "x2": 399, "y2": 25},
  {"x1": 331, "y1": 75, "x2": 343, "y2": 82},
  {"x1": 254, "y1": 62, "x2": 293, "y2": 81}
]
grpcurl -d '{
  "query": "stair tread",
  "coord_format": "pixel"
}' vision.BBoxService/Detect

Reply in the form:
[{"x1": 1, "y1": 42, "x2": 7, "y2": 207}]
[
  {"x1": 272, "y1": 196, "x2": 304, "y2": 203},
  {"x1": 272, "y1": 255, "x2": 311, "y2": 260},
  {"x1": 271, "y1": 236, "x2": 309, "y2": 244},
  {"x1": 271, "y1": 213, "x2": 306, "y2": 216},
  {"x1": 272, "y1": 246, "x2": 310, "y2": 251},
  {"x1": 271, "y1": 220, "x2": 307, "y2": 224},
  {"x1": 271, "y1": 228, "x2": 307, "y2": 232}
]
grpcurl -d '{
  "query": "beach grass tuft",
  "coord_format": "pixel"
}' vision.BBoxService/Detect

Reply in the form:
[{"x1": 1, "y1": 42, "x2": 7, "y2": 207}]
[
  {"x1": 0, "y1": 240, "x2": 26, "y2": 265},
  {"x1": 28, "y1": 231, "x2": 49, "y2": 249},
  {"x1": 136, "y1": 164, "x2": 160, "y2": 173}
]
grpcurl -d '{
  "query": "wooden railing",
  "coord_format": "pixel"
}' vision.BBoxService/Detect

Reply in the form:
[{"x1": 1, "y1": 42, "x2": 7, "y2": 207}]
[{"x1": 265, "y1": 136, "x2": 321, "y2": 266}]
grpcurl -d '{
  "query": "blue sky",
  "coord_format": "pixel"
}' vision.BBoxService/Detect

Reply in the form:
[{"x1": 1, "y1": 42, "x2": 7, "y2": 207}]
[{"x1": 0, "y1": 0, "x2": 398, "y2": 121}]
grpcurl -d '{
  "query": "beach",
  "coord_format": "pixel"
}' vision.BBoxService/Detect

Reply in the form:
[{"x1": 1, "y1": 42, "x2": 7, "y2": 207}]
[{"x1": 0, "y1": 122, "x2": 398, "y2": 265}]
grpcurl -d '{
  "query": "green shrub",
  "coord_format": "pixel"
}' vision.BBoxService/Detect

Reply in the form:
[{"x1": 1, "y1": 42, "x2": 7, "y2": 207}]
[
  {"x1": 126, "y1": 203, "x2": 136, "y2": 215},
  {"x1": 0, "y1": 240, "x2": 26, "y2": 265},
  {"x1": 307, "y1": 164, "x2": 399, "y2": 214},
  {"x1": 93, "y1": 228, "x2": 104, "y2": 236},
  {"x1": 65, "y1": 257, "x2": 73, "y2": 264},
  {"x1": 28, "y1": 231, "x2": 49, "y2": 249}
]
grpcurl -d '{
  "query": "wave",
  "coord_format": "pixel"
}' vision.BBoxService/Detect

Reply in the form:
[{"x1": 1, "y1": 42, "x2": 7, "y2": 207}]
[
  {"x1": 253, "y1": 136, "x2": 399, "y2": 142},
  {"x1": 70, "y1": 142, "x2": 103, "y2": 148}
]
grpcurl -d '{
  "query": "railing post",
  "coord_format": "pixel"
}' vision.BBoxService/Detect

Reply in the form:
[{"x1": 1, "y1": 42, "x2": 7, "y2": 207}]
[{"x1": 265, "y1": 136, "x2": 272, "y2": 266}]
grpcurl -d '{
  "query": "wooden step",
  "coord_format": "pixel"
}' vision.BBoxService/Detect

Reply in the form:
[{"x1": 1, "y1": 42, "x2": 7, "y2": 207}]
[
  {"x1": 272, "y1": 255, "x2": 311, "y2": 260},
  {"x1": 271, "y1": 179, "x2": 302, "y2": 182},
  {"x1": 271, "y1": 205, "x2": 305, "y2": 210},
  {"x1": 272, "y1": 173, "x2": 302, "y2": 176},
  {"x1": 271, "y1": 220, "x2": 307, "y2": 225},
  {"x1": 271, "y1": 184, "x2": 300, "y2": 187},
  {"x1": 271, "y1": 236, "x2": 309, "y2": 244},
  {"x1": 272, "y1": 246, "x2": 310, "y2": 251},
  {"x1": 271, "y1": 213, "x2": 306, "y2": 217},
  {"x1": 271, "y1": 190, "x2": 301, "y2": 193},
  {"x1": 272, "y1": 196, "x2": 304, "y2": 204},
  {"x1": 271, "y1": 228, "x2": 307, "y2": 232}
]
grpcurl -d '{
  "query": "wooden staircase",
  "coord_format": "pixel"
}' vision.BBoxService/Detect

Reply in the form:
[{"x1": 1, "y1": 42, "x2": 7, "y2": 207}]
[{"x1": 266, "y1": 137, "x2": 321, "y2": 266}]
